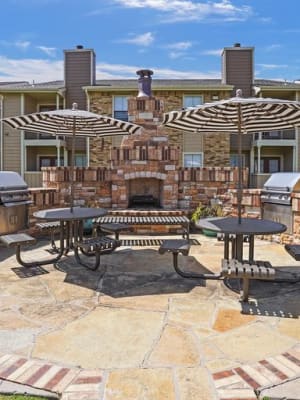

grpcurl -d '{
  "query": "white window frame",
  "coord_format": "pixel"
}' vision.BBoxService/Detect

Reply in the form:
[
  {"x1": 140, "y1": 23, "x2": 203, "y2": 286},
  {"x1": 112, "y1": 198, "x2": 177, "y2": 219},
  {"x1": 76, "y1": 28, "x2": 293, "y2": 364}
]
[
  {"x1": 183, "y1": 95, "x2": 203, "y2": 109},
  {"x1": 183, "y1": 152, "x2": 203, "y2": 167},
  {"x1": 113, "y1": 95, "x2": 129, "y2": 121}
]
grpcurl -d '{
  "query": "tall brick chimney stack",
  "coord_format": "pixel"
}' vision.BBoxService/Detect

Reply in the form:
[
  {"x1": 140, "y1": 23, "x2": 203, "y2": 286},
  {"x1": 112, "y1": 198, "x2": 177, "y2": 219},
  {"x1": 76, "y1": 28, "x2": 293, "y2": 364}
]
[{"x1": 221, "y1": 43, "x2": 254, "y2": 97}]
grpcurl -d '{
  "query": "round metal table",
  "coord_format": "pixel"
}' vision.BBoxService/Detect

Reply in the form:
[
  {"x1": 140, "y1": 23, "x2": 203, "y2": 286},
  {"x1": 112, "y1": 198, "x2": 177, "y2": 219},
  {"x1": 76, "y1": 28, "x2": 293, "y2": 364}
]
[
  {"x1": 34, "y1": 207, "x2": 107, "y2": 259},
  {"x1": 196, "y1": 217, "x2": 287, "y2": 262}
]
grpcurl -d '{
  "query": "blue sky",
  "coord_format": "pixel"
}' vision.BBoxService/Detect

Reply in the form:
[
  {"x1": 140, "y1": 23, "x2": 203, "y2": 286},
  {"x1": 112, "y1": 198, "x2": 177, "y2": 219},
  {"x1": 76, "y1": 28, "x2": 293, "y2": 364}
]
[{"x1": 0, "y1": 0, "x2": 299, "y2": 83}]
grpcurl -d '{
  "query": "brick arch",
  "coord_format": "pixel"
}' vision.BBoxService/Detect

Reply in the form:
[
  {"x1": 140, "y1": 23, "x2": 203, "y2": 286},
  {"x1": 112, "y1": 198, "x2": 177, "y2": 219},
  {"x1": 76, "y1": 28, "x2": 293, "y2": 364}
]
[{"x1": 124, "y1": 171, "x2": 167, "y2": 180}]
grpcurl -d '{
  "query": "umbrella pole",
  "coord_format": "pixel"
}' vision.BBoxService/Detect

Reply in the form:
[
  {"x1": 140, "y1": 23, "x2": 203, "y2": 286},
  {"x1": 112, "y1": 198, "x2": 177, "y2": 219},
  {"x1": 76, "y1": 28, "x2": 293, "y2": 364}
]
[
  {"x1": 70, "y1": 116, "x2": 75, "y2": 212},
  {"x1": 237, "y1": 104, "x2": 243, "y2": 224}
]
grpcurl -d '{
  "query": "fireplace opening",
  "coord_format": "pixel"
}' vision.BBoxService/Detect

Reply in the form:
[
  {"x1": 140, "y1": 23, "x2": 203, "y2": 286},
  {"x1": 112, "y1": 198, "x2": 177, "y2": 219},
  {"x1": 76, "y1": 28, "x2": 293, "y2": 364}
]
[{"x1": 128, "y1": 178, "x2": 162, "y2": 209}]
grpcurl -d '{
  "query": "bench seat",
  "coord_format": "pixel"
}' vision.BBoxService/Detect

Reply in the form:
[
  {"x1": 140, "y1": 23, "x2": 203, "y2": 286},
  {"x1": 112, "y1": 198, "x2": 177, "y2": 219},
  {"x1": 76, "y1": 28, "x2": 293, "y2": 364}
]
[
  {"x1": 74, "y1": 236, "x2": 121, "y2": 271},
  {"x1": 0, "y1": 233, "x2": 37, "y2": 248},
  {"x1": 284, "y1": 244, "x2": 300, "y2": 261},
  {"x1": 94, "y1": 215, "x2": 190, "y2": 239},
  {"x1": 96, "y1": 223, "x2": 133, "y2": 240},
  {"x1": 76, "y1": 236, "x2": 121, "y2": 253},
  {"x1": 222, "y1": 258, "x2": 275, "y2": 301}
]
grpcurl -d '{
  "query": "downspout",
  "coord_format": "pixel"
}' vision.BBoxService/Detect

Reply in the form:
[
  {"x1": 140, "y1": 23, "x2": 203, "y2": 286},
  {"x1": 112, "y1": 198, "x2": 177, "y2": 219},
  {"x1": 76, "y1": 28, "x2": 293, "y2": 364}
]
[
  {"x1": 56, "y1": 93, "x2": 61, "y2": 166},
  {"x1": 85, "y1": 88, "x2": 90, "y2": 167},
  {"x1": 0, "y1": 95, "x2": 3, "y2": 170},
  {"x1": 57, "y1": 89, "x2": 66, "y2": 166},
  {"x1": 20, "y1": 94, "x2": 25, "y2": 177},
  {"x1": 296, "y1": 91, "x2": 300, "y2": 171}
]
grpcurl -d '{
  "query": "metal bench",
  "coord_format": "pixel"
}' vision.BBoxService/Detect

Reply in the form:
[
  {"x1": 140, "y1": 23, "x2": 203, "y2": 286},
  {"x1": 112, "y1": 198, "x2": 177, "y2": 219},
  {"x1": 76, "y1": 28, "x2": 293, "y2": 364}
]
[
  {"x1": 74, "y1": 236, "x2": 121, "y2": 271},
  {"x1": 94, "y1": 223, "x2": 133, "y2": 240},
  {"x1": 158, "y1": 239, "x2": 191, "y2": 277},
  {"x1": 222, "y1": 258, "x2": 275, "y2": 301},
  {"x1": 0, "y1": 233, "x2": 37, "y2": 248},
  {"x1": 0, "y1": 232, "x2": 66, "y2": 268},
  {"x1": 158, "y1": 239, "x2": 222, "y2": 280},
  {"x1": 36, "y1": 221, "x2": 61, "y2": 253},
  {"x1": 284, "y1": 244, "x2": 300, "y2": 261},
  {"x1": 0, "y1": 233, "x2": 37, "y2": 268},
  {"x1": 94, "y1": 215, "x2": 190, "y2": 240}
]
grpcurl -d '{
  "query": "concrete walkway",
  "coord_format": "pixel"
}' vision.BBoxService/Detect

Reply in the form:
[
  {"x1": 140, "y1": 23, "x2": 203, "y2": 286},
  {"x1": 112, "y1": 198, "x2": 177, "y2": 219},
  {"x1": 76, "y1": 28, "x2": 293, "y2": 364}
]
[{"x1": 0, "y1": 233, "x2": 299, "y2": 399}]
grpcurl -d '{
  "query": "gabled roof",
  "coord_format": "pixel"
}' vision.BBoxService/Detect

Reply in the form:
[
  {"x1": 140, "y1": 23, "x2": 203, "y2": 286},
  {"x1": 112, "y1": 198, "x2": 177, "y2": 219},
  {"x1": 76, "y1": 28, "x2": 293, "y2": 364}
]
[
  {"x1": 0, "y1": 80, "x2": 64, "y2": 91},
  {"x1": 0, "y1": 78, "x2": 299, "y2": 92},
  {"x1": 255, "y1": 79, "x2": 300, "y2": 88}
]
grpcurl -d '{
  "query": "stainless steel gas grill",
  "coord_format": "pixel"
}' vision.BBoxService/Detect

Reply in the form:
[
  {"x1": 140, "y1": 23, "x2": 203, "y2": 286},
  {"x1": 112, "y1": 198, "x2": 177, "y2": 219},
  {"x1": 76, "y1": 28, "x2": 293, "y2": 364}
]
[
  {"x1": 0, "y1": 171, "x2": 32, "y2": 234},
  {"x1": 261, "y1": 172, "x2": 300, "y2": 234}
]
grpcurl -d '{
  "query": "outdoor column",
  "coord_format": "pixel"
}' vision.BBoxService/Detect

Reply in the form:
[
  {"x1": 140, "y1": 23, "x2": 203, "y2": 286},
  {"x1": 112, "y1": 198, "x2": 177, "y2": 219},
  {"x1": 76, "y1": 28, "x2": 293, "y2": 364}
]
[
  {"x1": 257, "y1": 145, "x2": 261, "y2": 174},
  {"x1": 57, "y1": 143, "x2": 61, "y2": 167}
]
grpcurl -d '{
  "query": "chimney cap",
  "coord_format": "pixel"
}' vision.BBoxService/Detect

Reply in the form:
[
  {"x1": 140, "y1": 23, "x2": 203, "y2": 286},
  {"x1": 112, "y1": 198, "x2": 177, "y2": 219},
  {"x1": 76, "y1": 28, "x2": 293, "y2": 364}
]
[{"x1": 136, "y1": 69, "x2": 153, "y2": 77}]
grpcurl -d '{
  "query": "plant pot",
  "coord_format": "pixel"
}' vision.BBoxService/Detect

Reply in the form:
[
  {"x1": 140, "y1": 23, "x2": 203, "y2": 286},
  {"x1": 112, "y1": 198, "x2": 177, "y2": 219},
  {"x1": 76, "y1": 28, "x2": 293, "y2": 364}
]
[{"x1": 202, "y1": 228, "x2": 217, "y2": 237}]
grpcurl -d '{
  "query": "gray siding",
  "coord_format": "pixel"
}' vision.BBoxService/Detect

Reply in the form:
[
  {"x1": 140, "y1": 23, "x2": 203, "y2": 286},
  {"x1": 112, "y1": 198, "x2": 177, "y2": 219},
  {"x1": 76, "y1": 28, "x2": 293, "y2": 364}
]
[
  {"x1": 183, "y1": 132, "x2": 203, "y2": 152},
  {"x1": 222, "y1": 47, "x2": 254, "y2": 97},
  {"x1": 2, "y1": 94, "x2": 22, "y2": 172},
  {"x1": 64, "y1": 48, "x2": 96, "y2": 109}
]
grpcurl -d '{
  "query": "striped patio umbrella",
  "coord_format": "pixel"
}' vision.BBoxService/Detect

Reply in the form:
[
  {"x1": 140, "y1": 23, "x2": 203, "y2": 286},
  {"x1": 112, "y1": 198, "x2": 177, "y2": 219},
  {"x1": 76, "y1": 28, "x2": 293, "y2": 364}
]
[
  {"x1": 162, "y1": 90, "x2": 300, "y2": 222},
  {"x1": 2, "y1": 103, "x2": 141, "y2": 210}
]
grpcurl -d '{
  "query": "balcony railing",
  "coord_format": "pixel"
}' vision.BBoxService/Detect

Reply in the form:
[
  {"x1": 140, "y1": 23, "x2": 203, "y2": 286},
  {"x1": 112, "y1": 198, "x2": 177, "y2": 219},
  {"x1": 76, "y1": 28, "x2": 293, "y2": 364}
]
[{"x1": 254, "y1": 130, "x2": 295, "y2": 141}]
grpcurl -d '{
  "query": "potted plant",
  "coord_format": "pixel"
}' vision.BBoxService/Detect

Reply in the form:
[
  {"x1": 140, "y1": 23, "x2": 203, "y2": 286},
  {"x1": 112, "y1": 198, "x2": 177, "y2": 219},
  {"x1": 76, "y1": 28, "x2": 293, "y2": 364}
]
[{"x1": 191, "y1": 202, "x2": 224, "y2": 236}]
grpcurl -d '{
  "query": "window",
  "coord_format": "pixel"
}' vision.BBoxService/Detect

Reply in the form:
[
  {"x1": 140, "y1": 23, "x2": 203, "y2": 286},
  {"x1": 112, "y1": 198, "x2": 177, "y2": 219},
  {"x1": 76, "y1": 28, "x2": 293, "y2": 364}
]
[
  {"x1": 74, "y1": 154, "x2": 87, "y2": 167},
  {"x1": 230, "y1": 154, "x2": 246, "y2": 167},
  {"x1": 38, "y1": 105, "x2": 56, "y2": 112},
  {"x1": 39, "y1": 156, "x2": 64, "y2": 169},
  {"x1": 114, "y1": 96, "x2": 128, "y2": 121},
  {"x1": 183, "y1": 153, "x2": 203, "y2": 167},
  {"x1": 255, "y1": 157, "x2": 281, "y2": 173},
  {"x1": 183, "y1": 95, "x2": 203, "y2": 108}
]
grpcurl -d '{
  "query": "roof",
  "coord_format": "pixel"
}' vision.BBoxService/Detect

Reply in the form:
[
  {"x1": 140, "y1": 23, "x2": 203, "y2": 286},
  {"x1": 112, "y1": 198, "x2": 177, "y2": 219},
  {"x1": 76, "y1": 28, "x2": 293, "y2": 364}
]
[
  {"x1": 255, "y1": 79, "x2": 300, "y2": 88},
  {"x1": 0, "y1": 80, "x2": 64, "y2": 91},
  {"x1": 0, "y1": 78, "x2": 299, "y2": 91}
]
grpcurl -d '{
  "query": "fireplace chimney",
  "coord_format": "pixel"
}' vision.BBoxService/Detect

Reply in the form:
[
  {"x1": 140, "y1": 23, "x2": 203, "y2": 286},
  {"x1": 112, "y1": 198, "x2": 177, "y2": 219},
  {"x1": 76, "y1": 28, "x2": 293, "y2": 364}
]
[
  {"x1": 136, "y1": 69, "x2": 153, "y2": 98},
  {"x1": 221, "y1": 43, "x2": 254, "y2": 97}
]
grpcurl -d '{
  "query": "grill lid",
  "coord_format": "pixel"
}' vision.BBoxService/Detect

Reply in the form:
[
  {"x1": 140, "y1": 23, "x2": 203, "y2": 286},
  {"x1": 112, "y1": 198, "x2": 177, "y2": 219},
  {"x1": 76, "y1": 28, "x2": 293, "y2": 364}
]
[
  {"x1": 263, "y1": 172, "x2": 300, "y2": 193},
  {"x1": 0, "y1": 171, "x2": 28, "y2": 191}
]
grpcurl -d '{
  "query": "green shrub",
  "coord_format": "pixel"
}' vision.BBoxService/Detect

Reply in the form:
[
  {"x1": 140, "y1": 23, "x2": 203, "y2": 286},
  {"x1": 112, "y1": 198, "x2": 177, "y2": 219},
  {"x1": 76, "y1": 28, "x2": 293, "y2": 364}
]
[{"x1": 191, "y1": 202, "x2": 223, "y2": 222}]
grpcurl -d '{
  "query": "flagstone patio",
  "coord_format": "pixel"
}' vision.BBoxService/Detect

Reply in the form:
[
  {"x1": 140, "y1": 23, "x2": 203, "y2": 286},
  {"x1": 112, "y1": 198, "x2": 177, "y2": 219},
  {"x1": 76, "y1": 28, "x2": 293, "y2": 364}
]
[{"x1": 0, "y1": 233, "x2": 299, "y2": 399}]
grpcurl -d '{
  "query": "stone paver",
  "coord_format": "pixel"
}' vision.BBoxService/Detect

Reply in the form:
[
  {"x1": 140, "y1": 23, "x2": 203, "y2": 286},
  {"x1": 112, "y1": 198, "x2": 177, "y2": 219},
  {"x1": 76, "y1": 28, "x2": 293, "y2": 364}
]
[{"x1": 0, "y1": 234, "x2": 299, "y2": 399}]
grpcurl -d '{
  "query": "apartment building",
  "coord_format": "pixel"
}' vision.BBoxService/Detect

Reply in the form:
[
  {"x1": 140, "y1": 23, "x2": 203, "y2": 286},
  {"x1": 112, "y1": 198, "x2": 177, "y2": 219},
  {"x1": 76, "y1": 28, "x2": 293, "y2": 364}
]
[{"x1": 0, "y1": 43, "x2": 299, "y2": 189}]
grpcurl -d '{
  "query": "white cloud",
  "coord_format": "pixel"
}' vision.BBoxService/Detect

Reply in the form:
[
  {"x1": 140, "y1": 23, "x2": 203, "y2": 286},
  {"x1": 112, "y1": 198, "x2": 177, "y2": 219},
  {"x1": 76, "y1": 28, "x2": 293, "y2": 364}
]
[
  {"x1": 257, "y1": 63, "x2": 288, "y2": 69},
  {"x1": 201, "y1": 49, "x2": 222, "y2": 56},
  {"x1": 165, "y1": 41, "x2": 192, "y2": 50},
  {"x1": 168, "y1": 51, "x2": 185, "y2": 59},
  {"x1": 15, "y1": 41, "x2": 31, "y2": 50},
  {"x1": 36, "y1": 46, "x2": 57, "y2": 57},
  {"x1": 96, "y1": 62, "x2": 220, "y2": 79},
  {"x1": 111, "y1": 0, "x2": 253, "y2": 22},
  {"x1": 0, "y1": 56, "x2": 63, "y2": 82},
  {"x1": 164, "y1": 41, "x2": 193, "y2": 59},
  {"x1": 265, "y1": 44, "x2": 281, "y2": 52},
  {"x1": 0, "y1": 56, "x2": 219, "y2": 83},
  {"x1": 0, "y1": 40, "x2": 30, "y2": 50},
  {"x1": 119, "y1": 32, "x2": 155, "y2": 46}
]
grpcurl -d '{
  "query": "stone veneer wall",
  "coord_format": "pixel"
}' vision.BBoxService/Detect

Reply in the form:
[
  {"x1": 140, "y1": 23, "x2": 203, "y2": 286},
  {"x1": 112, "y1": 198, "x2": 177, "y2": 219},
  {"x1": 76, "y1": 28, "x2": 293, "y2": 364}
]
[
  {"x1": 40, "y1": 166, "x2": 248, "y2": 212},
  {"x1": 292, "y1": 193, "x2": 300, "y2": 240},
  {"x1": 88, "y1": 91, "x2": 232, "y2": 168}
]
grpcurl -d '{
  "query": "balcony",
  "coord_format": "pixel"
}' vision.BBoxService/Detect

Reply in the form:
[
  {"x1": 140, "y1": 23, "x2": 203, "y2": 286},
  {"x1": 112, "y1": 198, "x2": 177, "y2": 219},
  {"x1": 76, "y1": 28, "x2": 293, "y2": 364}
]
[{"x1": 253, "y1": 129, "x2": 295, "y2": 145}]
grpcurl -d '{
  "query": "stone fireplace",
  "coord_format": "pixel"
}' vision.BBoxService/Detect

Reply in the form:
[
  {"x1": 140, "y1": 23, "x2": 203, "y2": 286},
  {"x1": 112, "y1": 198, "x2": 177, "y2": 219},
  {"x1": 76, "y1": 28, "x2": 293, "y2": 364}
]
[
  {"x1": 107, "y1": 69, "x2": 182, "y2": 209},
  {"x1": 41, "y1": 69, "x2": 245, "y2": 217}
]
